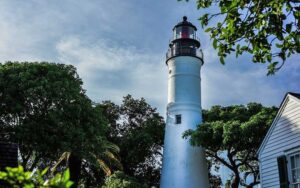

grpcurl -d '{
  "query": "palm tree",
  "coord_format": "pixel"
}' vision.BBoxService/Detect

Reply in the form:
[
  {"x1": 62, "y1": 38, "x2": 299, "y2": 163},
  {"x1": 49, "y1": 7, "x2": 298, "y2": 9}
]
[{"x1": 51, "y1": 140, "x2": 122, "y2": 187}]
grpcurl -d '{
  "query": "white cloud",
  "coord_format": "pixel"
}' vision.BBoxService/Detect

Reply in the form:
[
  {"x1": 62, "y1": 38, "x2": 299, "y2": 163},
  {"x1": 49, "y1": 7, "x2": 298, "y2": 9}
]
[
  {"x1": 0, "y1": 0, "x2": 299, "y2": 116},
  {"x1": 202, "y1": 62, "x2": 278, "y2": 108},
  {"x1": 201, "y1": 49, "x2": 300, "y2": 109},
  {"x1": 56, "y1": 36, "x2": 168, "y2": 114}
]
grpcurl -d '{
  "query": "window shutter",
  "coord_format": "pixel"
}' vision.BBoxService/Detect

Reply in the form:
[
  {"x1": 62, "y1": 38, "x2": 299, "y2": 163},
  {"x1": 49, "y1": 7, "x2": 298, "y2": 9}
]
[{"x1": 277, "y1": 155, "x2": 289, "y2": 188}]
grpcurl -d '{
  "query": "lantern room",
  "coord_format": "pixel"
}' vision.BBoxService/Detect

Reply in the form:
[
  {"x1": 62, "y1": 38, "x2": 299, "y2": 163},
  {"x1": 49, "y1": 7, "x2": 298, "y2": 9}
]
[
  {"x1": 166, "y1": 16, "x2": 203, "y2": 62},
  {"x1": 173, "y1": 16, "x2": 197, "y2": 40}
]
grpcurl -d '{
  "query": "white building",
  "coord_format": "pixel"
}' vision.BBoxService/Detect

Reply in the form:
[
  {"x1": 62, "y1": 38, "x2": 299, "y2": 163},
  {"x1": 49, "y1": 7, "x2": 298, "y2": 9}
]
[
  {"x1": 258, "y1": 92, "x2": 300, "y2": 188},
  {"x1": 160, "y1": 16, "x2": 209, "y2": 188}
]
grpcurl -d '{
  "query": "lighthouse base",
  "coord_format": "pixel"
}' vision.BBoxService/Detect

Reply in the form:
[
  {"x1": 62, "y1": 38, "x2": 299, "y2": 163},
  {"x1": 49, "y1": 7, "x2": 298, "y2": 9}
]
[{"x1": 160, "y1": 105, "x2": 209, "y2": 188}]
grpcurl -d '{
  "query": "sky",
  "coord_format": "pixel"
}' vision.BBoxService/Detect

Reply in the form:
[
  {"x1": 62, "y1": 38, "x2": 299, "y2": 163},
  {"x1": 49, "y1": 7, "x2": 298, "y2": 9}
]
[{"x1": 0, "y1": 0, "x2": 299, "y2": 116}]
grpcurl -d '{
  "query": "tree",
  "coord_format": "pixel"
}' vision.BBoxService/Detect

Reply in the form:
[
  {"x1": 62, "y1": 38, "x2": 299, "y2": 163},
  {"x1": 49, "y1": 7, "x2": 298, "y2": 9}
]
[
  {"x1": 0, "y1": 62, "x2": 119, "y2": 186},
  {"x1": 100, "y1": 95, "x2": 165, "y2": 187},
  {"x1": 180, "y1": 0, "x2": 300, "y2": 75},
  {"x1": 102, "y1": 171, "x2": 147, "y2": 188},
  {"x1": 183, "y1": 103, "x2": 278, "y2": 188}
]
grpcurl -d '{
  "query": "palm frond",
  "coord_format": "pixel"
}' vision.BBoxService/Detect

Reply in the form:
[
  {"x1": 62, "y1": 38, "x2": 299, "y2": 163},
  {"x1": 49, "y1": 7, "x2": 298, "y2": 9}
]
[
  {"x1": 103, "y1": 141, "x2": 120, "y2": 153},
  {"x1": 51, "y1": 152, "x2": 71, "y2": 173},
  {"x1": 97, "y1": 159, "x2": 111, "y2": 176},
  {"x1": 103, "y1": 151, "x2": 123, "y2": 170}
]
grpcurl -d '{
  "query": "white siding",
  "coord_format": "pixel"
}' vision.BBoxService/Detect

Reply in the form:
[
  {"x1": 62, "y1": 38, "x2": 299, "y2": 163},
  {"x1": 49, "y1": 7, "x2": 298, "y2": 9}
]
[{"x1": 260, "y1": 98, "x2": 300, "y2": 188}]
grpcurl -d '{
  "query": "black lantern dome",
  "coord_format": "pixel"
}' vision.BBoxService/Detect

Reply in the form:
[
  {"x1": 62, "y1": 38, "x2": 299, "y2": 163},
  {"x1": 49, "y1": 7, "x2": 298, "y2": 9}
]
[{"x1": 166, "y1": 16, "x2": 203, "y2": 63}]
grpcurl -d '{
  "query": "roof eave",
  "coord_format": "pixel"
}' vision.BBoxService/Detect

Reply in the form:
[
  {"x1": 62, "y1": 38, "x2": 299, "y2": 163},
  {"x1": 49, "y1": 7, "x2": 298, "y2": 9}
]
[{"x1": 257, "y1": 93, "x2": 300, "y2": 156}]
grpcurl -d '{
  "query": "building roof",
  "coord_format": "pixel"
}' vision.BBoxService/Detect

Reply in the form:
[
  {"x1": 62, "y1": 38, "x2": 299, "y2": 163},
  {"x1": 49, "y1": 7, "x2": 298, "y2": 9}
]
[
  {"x1": 257, "y1": 92, "x2": 300, "y2": 156},
  {"x1": 289, "y1": 92, "x2": 300, "y2": 100},
  {"x1": 173, "y1": 16, "x2": 197, "y2": 31}
]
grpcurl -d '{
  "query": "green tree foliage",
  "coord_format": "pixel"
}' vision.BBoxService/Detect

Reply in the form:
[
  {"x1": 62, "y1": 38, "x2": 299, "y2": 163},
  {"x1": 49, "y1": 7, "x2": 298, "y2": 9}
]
[
  {"x1": 0, "y1": 62, "x2": 119, "y2": 186},
  {"x1": 101, "y1": 95, "x2": 165, "y2": 187},
  {"x1": 102, "y1": 171, "x2": 147, "y2": 188},
  {"x1": 180, "y1": 0, "x2": 300, "y2": 75},
  {"x1": 183, "y1": 103, "x2": 278, "y2": 188},
  {"x1": 0, "y1": 166, "x2": 73, "y2": 188}
]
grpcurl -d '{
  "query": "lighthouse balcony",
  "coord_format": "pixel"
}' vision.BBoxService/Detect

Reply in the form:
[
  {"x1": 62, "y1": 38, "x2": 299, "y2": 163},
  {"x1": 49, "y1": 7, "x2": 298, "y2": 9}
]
[{"x1": 166, "y1": 47, "x2": 203, "y2": 60}]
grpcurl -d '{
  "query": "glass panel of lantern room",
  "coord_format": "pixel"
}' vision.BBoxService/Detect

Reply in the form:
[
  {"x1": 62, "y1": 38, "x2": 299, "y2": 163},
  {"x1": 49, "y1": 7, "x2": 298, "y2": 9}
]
[
  {"x1": 173, "y1": 29, "x2": 176, "y2": 40},
  {"x1": 189, "y1": 27, "x2": 196, "y2": 39},
  {"x1": 175, "y1": 26, "x2": 182, "y2": 39},
  {"x1": 182, "y1": 26, "x2": 189, "y2": 38}
]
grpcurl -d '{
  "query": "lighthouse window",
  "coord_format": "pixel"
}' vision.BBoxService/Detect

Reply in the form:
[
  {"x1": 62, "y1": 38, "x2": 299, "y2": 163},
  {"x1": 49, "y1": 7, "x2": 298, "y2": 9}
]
[{"x1": 175, "y1": 115, "x2": 182, "y2": 124}]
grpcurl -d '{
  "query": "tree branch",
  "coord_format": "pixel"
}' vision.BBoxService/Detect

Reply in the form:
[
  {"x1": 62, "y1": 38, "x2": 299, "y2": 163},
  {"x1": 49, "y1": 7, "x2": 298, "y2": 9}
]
[{"x1": 206, "y1": 150, "x2": 234, "y2": 172}]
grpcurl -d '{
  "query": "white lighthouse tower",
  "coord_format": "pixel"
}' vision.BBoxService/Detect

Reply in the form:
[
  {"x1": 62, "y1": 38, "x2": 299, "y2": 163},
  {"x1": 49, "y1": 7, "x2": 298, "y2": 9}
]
[{"x1": 160, "y1": 16, "x2": 209, "y2": 188}]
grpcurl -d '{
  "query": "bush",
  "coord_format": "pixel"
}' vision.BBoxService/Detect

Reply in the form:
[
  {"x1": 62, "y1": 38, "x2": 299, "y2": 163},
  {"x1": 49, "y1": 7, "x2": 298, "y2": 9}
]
[{"x1": 0, "y1": 166, "x2": 73, "y2": 188}]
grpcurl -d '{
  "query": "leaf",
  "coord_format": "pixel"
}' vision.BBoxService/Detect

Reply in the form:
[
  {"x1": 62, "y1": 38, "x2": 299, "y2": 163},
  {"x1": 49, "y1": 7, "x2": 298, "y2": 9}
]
[
  {"x1": 286, "y1": 23, "x2": 292, "y2": 33},
  {"x1": 267, "y1": 54, "x2": 272, "y2": 62},
  {"x1": 200, "y1": 14, "x2": 209, "y2": 27},
  {"x1": 62, "y1": 169, "x2": 70, "y2": 182},
  {"x1": 220, "y1": 56, "x2": 225, "y2": 65},
  {"x1": 213, "y1": 39, "x2": 218, "y2": 49},
  {"x1": 205, "y1": 27, "x2": 212, "y2": 32},
  {"x1": 275, "y1": 43, "x2": 283, "y2": 48},
  {"x1": 267, "y1": 62, "x2": 278, "y2": 75},
  {"x1": 66, "y1": 181, "x2": 73, "y2": 188},
  {"x1": 41, "y1": 168, "x2": 49, "y2": 176}
]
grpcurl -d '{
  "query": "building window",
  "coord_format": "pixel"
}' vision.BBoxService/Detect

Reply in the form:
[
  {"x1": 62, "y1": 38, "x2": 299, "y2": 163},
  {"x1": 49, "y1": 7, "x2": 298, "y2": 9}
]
[
  {"x1": 175, "y1": 115, "x2": 181, "y2": 124},
  {"x1": 290, "y1": 153, "x2": 300, "y2": 187},
  {"x1": 277, "y1": 155, "x2": 289, "y2": 188},
  {"x1": 279, "y1": 149, "x2": 300, "y2": 188}
]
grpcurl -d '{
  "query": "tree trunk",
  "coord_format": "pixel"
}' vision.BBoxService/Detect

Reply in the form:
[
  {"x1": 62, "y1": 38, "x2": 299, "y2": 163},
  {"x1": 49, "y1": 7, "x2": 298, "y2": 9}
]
[
  {"x1": 68, "y1": 153, "x2": 82, "y2": 188},
  {"x1": 245, "y1": 182, "x2": 260, "y2": 188},
  {"x1": 231, "y1": 175, "x2": 240, "y2": 188}
]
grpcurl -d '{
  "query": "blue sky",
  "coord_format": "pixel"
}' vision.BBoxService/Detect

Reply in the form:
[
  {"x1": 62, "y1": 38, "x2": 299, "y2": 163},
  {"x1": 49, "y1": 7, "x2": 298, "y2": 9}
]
[{"x1": 0, "y1": 0, "x2": 299, "y2": 115}]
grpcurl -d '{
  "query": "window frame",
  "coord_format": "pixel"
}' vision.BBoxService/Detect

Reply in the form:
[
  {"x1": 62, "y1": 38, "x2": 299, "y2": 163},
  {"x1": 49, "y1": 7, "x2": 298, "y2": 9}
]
[
  {"x1": 288, "y1": 152, "x2": 300, "y2": 187},
  {"x1": 175, "y1": 114, "x2": 181, "y2": 124},
  {"x1": 285, "y1": 147, "x2": 300, "y2": 188}
]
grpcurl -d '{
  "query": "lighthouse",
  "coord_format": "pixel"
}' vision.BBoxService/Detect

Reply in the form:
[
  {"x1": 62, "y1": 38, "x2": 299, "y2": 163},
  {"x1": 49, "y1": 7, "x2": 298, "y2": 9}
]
[{"x1": 160, "y1": 16, "x2": 209, "y2": 188}]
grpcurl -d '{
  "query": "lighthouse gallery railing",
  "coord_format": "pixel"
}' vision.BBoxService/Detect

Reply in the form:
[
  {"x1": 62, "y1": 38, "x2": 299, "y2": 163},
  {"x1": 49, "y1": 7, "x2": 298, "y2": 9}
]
[{"x1": 166, "y1": 47, "x2": 203, "y2": 60}]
